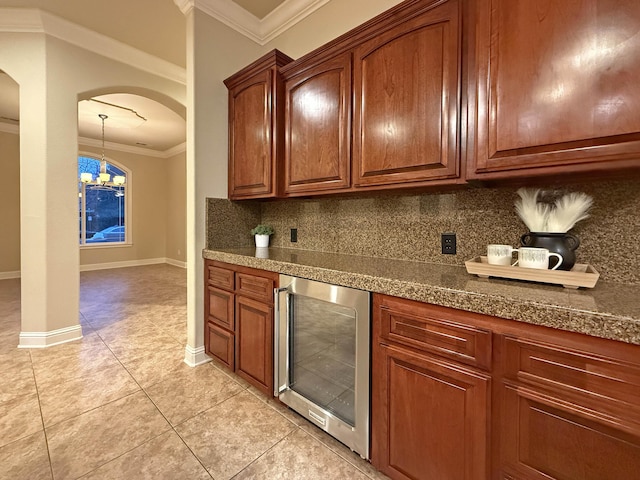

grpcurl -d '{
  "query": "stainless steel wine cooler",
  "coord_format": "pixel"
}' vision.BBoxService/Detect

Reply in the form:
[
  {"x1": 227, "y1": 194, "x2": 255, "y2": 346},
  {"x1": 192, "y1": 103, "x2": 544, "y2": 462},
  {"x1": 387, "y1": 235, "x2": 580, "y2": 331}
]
[{"x1": 275, "y1": 275, "x2": 371, "y2": 459}]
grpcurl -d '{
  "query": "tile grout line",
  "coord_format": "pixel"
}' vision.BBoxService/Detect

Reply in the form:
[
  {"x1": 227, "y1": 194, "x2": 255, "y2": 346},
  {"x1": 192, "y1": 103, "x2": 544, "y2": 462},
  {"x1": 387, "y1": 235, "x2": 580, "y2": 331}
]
[
  {"x1": 51, "y1": 313, "x2": 202, "y2": 479},
  {"x1": 28, "y1": 349, "x2": 56, "y2": 480},
  {"x1": 168, "y1": 387, "x2": 251, "y2": 479},
  {"x1": 228, "y1": 427, "x2": 300, "y2": 479}
]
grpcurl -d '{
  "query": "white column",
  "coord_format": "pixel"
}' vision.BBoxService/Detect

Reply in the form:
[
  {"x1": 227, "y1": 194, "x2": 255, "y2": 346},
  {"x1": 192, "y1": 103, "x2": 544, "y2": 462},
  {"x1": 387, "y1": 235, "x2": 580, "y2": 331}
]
[
  {"x1": 18, "y1": 45, "x2": 81, "y2": 348},
  {"x1": 183, "y1": 6, "x2": 209, "y2": 366}
]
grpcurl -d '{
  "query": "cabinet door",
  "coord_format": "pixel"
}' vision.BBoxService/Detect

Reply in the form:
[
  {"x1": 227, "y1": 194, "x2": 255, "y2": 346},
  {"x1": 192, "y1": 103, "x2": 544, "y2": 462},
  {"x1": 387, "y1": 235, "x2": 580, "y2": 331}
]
[
  {"x1": 207, "y1": 286, "x2": 234, "y2": 330},
  {"x1": 469, "y1": 0, "x2": 640, "y2": 179},
  {"x1": 207, "y1": 322, "x2": 234, "y2": 370},
  {"x1": 228, "y1": 69, "x2": 277, "y2": 199},
  {"x1": 353, "y1": 0, "x2": 461, "y2": 188},
  {"x1": 283, "y1": 53, "x2": 352, "y2": 195},
  {"x1": 235, "y1": 295, "x2": 273, "y2": 396},
  {"x1": 371, "y1": 343, "x2": 489, "y2": 480}
]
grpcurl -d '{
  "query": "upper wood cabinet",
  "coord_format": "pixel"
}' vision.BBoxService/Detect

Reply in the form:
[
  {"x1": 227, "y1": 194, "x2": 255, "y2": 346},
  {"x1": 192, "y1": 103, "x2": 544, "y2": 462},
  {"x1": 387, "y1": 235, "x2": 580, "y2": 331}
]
[
  {"x1": 224, "y1": 50, "x2": 293, "y2": 199},
  {"x1": 468, "y1": 0, "x2": 640, "y2": 180},
  {"x1": 277, "y1": 0, "x2": 464, "y2": 198},
  {"x1": 282, "y1": 53, "x2": 352, "y2": 196},
  {"x1": 353, "y1": 0, "x2": 462, "y2": 188}
]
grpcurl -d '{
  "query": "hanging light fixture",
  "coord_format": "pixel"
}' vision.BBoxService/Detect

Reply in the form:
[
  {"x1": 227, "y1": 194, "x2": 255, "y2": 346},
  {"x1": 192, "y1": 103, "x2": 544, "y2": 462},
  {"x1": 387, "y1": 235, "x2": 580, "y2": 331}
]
[{"x1": 79, "y1": 113, "x2": 126, "y2": 187}]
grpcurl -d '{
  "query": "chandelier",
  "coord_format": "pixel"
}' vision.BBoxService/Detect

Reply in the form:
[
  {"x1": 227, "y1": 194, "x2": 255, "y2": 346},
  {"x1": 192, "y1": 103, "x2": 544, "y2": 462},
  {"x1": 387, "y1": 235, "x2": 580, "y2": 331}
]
[{"x1": 79, "y1": 113, "x2": 126, "y2": 186}]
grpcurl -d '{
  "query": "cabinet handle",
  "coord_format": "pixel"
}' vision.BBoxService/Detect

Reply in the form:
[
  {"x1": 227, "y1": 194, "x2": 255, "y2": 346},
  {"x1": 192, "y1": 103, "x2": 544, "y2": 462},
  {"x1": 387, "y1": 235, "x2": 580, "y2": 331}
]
[{"x1": 274, "y1": 286, "x2": 290, "y2": 396}]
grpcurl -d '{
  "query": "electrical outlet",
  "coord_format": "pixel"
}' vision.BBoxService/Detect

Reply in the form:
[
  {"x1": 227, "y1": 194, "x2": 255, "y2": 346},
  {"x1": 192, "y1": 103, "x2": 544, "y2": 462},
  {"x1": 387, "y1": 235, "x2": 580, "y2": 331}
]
[
  {"x1": 290, "y1": 228, "x2": 298, "y2": 243},
  {"x1": 441, "y1": 233, "x2": 456, "y2": 255}
]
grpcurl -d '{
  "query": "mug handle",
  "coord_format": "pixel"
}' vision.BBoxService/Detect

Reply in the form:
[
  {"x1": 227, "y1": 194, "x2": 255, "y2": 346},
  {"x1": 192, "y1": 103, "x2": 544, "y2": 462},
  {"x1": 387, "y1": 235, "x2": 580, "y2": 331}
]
[
  {"x1": 565, "y1": 233, "x2": 580, "y2": 251},
  {"x1": 549, "y1": 253, "x2": 563, "y2": 270},
  {"x1": 511, "y1": 248, "x2": 519, "y2": 267}
]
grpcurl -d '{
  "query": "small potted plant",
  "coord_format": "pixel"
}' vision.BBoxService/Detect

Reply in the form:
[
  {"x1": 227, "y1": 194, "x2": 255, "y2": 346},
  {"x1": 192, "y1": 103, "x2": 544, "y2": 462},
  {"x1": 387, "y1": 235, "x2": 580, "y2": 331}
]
[{"x1": 251, "y1": 224, "x2": 274, "y2": 248}]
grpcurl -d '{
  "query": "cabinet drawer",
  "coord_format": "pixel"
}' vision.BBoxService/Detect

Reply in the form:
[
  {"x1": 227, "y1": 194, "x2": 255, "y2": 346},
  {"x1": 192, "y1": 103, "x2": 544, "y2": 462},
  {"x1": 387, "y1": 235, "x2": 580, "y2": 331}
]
[
  {"x1": 207, "y1": 322, "x2": 234, "y2": 370},
  {"x1": 503, "y1": 336, "x2": 640, "y2": 415},
  {"x1": 207, "y1": 266, "x2": 234, "y2": 290},
  {"x1": 378, "y1": 296, "x2": 492, "y2": 371},
  {"x1": 236, "y1": 273, "x2": 274, "y2": 303},
  {"x1": 208, "y1": 287, "x2": 234, "y2": 330}
]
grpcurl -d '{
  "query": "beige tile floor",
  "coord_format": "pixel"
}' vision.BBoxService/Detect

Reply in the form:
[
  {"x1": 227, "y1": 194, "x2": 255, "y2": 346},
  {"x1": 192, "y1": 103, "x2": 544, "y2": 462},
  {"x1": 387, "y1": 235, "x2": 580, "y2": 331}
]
[{"x1": 0, "y1": 264, "x2": 389, "y2": 480}]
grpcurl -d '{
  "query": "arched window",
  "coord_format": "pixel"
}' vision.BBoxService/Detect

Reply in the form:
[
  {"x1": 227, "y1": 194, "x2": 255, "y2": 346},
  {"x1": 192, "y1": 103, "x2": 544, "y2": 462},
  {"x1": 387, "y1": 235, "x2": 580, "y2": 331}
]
[{"x1": 78, "y1": 155, "x2": 130, "y2": 246}]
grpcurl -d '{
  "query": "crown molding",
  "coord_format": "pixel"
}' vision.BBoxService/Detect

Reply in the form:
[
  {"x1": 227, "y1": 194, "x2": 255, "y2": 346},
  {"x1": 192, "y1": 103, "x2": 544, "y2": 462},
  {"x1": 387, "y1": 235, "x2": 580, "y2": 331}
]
[
  {"x1": 163, "y1": 142, "x2": 187, "y2": 158},
  {"x1": 181, "y1": 0, "x2": 331, "y2": 45},
  {"x1": 1, "y1": 122, "x2": 185, "y2": 158},
  {"x1": 262, "y1": 0, "x2": 331, "y2": 43},
  {"x1": 78, "y1": 136, "x2": 186, "y2": 159},
  {"x1": 192, "y1": 0, "x2": 261, "y2": 43},
  {"x1": 0, "y1": 8, "x2": 186, "y2": 85},
  {"x1": 174, "y1": 0, "x2": 195, "y2": 15}
]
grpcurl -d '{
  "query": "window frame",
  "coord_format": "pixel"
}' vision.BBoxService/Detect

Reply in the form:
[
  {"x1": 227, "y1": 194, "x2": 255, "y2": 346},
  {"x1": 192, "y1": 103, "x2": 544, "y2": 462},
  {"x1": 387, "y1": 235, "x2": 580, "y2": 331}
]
[{"x1": 78, "y1": 152, "x2": 132, "y2": 248}]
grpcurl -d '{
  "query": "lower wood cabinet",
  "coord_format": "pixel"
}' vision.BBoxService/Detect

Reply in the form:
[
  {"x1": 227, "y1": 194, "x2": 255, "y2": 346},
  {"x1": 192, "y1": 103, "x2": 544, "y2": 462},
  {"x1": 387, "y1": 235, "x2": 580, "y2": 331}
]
[
  {"x1": 372, "y1": 294, "x2": 491, "y2": 480},
  {"x1": 494, "y1": 334, "x2": 640, "y2": 479},
  {"x1": 204, "y1": 260, "x2": 278, "y2": 396},
  {"x1": 372, "y1": 293, "x2": 640, "y2": 480}
]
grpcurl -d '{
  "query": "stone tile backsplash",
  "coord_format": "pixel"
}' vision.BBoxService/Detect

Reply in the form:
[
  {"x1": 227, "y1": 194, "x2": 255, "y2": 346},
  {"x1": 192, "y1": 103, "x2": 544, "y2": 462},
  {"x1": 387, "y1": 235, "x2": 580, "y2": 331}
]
[{"x1": 207, "y1": 179, "x2": 640, "y2": 284}]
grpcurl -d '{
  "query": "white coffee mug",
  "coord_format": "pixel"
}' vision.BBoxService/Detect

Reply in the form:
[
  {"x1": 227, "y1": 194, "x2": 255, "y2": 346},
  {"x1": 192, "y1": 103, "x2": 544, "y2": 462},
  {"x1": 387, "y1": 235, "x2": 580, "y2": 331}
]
[
  {"x1": 487, "y1": 244, "x2": 518, "y2": 266},
  {"x1": 515, "y1": 247, "x2": 563, "y2": 270}
]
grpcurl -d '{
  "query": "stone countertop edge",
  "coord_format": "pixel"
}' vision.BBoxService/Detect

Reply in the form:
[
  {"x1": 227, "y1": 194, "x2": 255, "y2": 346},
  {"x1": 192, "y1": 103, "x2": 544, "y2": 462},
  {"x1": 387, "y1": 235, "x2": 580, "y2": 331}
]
[{"x1": 202, "y1": 247, "x2": 640, "y2": 346}]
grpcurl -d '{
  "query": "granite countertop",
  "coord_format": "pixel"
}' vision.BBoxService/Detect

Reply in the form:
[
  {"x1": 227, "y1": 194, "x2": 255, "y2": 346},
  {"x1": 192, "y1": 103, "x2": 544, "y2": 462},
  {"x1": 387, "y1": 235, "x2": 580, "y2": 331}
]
[{"x1": 202, "y1": 247, "x2": 640, "y2": 346}]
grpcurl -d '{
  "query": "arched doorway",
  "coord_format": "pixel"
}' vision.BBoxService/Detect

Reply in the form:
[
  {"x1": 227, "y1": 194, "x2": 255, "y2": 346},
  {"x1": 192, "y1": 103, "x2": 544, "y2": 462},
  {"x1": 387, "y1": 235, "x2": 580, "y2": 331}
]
[
  {"x1": 76, "y1": 91, "x2": 187, "y2": 272},
  {"x1": 0, "y1": 70, "x2": 22, "y2": 353}
]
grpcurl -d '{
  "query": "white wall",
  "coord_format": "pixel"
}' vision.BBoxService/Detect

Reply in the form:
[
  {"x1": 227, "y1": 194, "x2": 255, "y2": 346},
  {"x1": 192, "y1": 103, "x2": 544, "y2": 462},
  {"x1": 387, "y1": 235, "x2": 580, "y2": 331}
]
[
  {"x1": 263, "y1": 0, "x2": 404, "y2": 57},
  {"x1": 0, "y1": 130, "x2": 20, "y2": 275},
  {"x1": 184, "y1": 7, "x2": 262, "y2": 364},
  {"x1": 184, "y1": 0, "x2": 410, "y2": 363},
  {"x1": 165, "y1": 150, "x2": 187, "y2": 265}
]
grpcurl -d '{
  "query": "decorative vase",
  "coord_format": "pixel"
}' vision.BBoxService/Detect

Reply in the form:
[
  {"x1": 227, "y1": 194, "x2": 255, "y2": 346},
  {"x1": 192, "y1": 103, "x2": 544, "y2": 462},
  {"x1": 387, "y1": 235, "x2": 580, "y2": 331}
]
[
  {"x1": 255, "y1": 234, "x2": 270, "y2": 248},
  {"x1": 520, "y1": 232, "x2": 580, "y2": 271}
]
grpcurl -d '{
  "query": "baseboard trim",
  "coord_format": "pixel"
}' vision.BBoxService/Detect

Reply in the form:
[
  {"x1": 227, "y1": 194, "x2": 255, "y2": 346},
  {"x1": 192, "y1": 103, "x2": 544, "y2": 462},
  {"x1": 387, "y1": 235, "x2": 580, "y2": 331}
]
[
  {"x1": 2, "y1": 258, "x2": 186, "y2": 278},
  {"x1": 166, "y1": 258, "x2": 187, "y2": 269},
  {"x1": 0, "y1": 270, "x2": 20, "y2": 280},
  {"x1": 183, "y1": 345, "x2": 211, "y2": 367},
  {"x1": 80, "y1": 258, "x2": 166, "y2": 272},
  {"x1": 18, "y1": 324, "x2": 83, "y2": 348}
]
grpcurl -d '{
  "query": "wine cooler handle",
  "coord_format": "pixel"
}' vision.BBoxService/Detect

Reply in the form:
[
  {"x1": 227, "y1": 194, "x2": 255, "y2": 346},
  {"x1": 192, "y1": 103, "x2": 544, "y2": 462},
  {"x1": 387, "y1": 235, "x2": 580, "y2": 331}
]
[{"x1": 274, "y1": 286, "x2": 290, "y2": 397}]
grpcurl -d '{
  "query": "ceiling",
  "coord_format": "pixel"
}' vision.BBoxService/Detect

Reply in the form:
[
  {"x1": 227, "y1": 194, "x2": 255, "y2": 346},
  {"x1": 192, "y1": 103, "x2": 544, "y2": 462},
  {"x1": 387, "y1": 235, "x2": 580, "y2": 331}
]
[{"x1": 0, "y1": 0, "x2": 319, "y2": 154}]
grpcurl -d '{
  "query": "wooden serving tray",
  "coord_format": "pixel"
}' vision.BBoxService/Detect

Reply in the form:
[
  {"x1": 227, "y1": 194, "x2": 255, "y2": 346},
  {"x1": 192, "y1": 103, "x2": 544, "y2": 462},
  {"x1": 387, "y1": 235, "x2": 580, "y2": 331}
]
[{"x1": 465, "y1": 256, "x2": 600, "y2": 289}]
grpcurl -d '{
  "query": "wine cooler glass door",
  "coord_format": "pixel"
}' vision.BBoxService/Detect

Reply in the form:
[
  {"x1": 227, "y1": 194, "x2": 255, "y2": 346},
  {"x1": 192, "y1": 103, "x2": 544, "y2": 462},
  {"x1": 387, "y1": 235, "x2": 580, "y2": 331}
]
[
  {"x1": 276, "y1": 275, "x2": 370, "y2": 459},
  {"x1": 289, "y1": 294, "x2": 357, "y2": 425}
]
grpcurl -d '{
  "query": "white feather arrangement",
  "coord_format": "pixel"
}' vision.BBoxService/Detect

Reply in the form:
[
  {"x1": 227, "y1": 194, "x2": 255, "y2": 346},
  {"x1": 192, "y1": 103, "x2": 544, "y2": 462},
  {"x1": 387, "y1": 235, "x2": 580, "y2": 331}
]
[
  {"x1": 546, "y1": 192, "x2": 593, "y2": 233},
  {"x1": 515, "y1": 189, "x2": 549, "y2": 231},
  {"x1": 515, "y1": 188, "x2": 593, "y2": 233}
]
